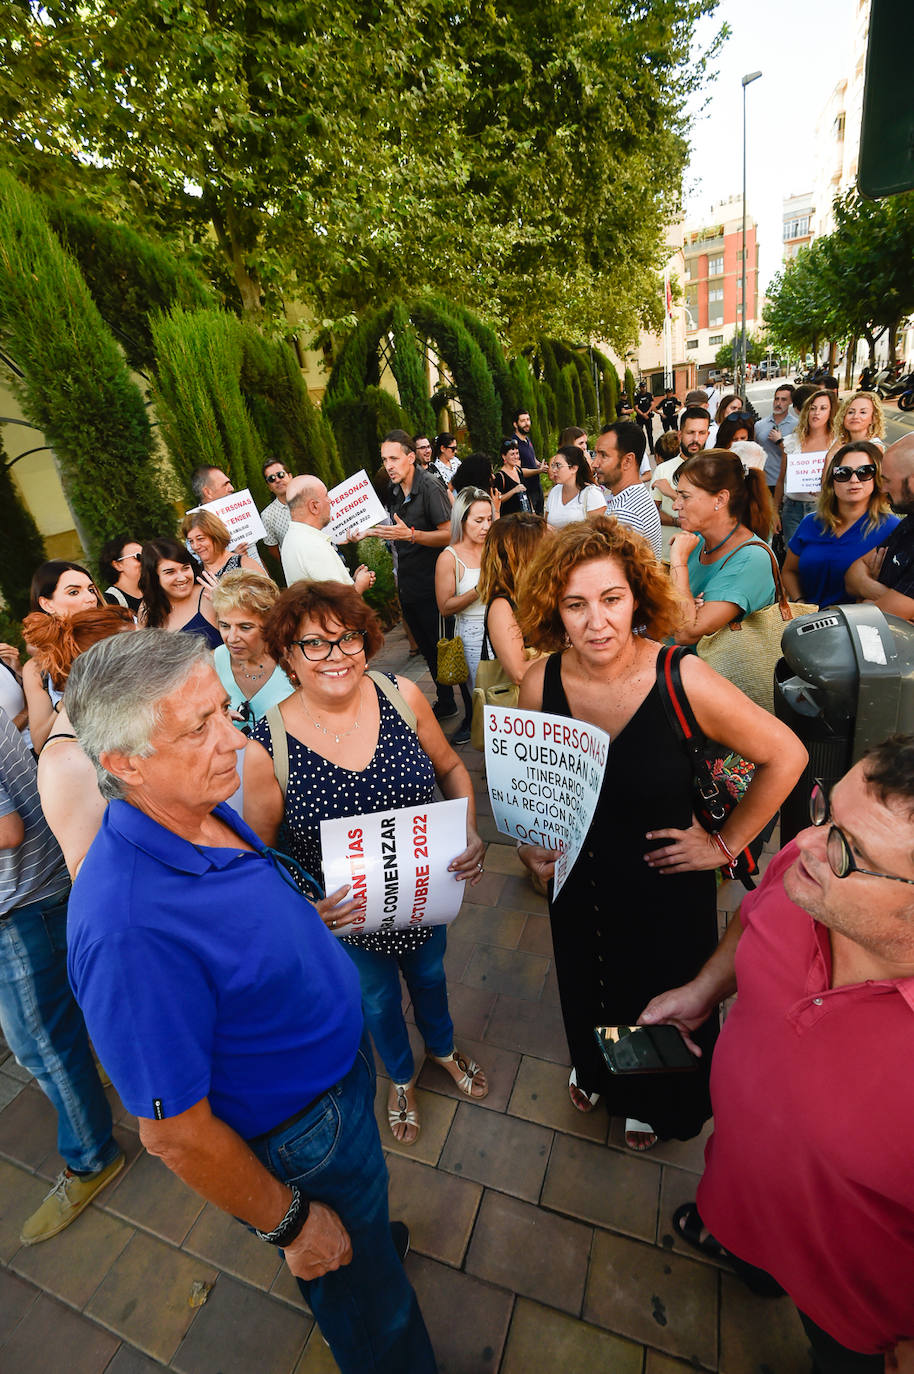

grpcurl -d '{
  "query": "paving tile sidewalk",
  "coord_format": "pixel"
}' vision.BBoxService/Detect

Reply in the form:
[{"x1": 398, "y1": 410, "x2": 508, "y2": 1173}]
[{"x1": 0, "y1": 625, "x2": 813, "y2": 1373}]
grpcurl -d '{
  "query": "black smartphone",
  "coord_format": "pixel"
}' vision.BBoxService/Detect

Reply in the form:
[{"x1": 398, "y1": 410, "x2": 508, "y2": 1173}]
[{"x1": 594, "y1": 1024, "x2": 698, "y2": 1075}]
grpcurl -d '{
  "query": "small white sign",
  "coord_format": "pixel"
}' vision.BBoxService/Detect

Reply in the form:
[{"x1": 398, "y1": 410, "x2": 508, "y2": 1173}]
[
  {"x1": 320, "y1": 798, "x2": 468, "y2": 935},
  {"x1": 484, "y1": 706, "x2": 609, "y2": 897},
  {"x1": 194, "y1": 489, "x2": 268, "y2": 551},
  {"x1": 785, "y1": 447, "x2": 829, "y2": 496},
  {"x1": 327, "y1": 470, "x2": 388, "y2": 545}
]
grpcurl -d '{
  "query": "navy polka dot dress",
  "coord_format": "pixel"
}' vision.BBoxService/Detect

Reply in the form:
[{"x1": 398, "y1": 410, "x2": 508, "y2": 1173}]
[{"x1": 252, "y1": 673, "x2": 436, "y2": 953}]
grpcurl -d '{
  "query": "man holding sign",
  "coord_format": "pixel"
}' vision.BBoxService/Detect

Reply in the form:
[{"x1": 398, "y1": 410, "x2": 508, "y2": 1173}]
[{"x1": 281, "y1": 476, "x2": 375, "y2": 594}]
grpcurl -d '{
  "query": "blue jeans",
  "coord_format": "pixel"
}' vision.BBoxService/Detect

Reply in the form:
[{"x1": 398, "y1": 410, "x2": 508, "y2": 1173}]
[
  {"x1": 782, "y1": 497, "x2": 813, "y2": 542},
  {"x1": 247, "y1": 1038, "x2": 436, "y2": 1374},
  {"x1": 0, "y1": 891, "x2": 117, "y2": 1173},
  {"x1": 344, "y1": 926, "x2": 454, "y2": 1083}
]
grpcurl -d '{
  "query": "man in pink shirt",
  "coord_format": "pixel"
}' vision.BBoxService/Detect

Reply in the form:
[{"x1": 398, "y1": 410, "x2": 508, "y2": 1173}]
[{"x1": 642, "y1": 737, "x2": 914, "y2": 1373}]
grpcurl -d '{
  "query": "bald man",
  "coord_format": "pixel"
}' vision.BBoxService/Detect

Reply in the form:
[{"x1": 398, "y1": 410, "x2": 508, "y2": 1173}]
[
  {"x1": 845, "y1": 434, "x2": 914, "y2": 619},
  {"x1": 280, "y1": 477, "x2": 374, "y2": 594}
]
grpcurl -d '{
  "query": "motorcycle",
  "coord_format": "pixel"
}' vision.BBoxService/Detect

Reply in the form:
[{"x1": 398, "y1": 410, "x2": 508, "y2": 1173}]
[
  {"x1": 898, "y1": 383, "x2": 914, "y2": 413},
  {"x1": 875, "y1": 369, "x2": 914, "y2": 400}
]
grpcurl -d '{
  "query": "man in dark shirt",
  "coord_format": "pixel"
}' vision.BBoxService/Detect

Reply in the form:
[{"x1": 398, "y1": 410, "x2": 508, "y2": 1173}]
[
  {"x1": 658, "y1": 389, "x2": 681, "y2": 432},
  {"x1": 512, "y1": 409, "x2": 545, "y2": 514},
  {"x1": 845, "y1": 435, "x2": 914, "y2": 619},
  {"x1": 634, "y1": 382, "x2": 655, "y2": 449},
  {"x1": 370, "y1": 430, "x2": 457, "y2": 718}
]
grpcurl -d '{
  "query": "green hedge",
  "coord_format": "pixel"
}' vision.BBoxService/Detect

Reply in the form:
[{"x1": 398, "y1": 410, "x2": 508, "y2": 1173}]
[
  {"x1": 0, "y1": 171, "x2": 175, "y2": 557},
  {"x1": 0, "y1": 440, "x2": 46, "y2": 620},
  {"x1": 389, "y1": 301, "x2": 436, "y2": 436}
]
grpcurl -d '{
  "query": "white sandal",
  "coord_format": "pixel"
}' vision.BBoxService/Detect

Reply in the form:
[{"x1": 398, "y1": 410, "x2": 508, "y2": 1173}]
[
  {"x1": 387, "y1": 1081, "x2": 420, "y2": 1144},
  {"x1": 569, "y1": 1068, "x2": 601, "y2": 1113},
  {"x1": 431, "y1": 1049, "x2": 489, "y2": 1099},
  {"x1": 624, "y1": 1116, "x2": 658, "y2": 1151}
]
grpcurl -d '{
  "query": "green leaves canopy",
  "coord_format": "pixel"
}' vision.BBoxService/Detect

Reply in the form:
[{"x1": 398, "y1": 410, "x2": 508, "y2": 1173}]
[{"x1": 0, "y1": 0, "x2": 717, "y2": 350}]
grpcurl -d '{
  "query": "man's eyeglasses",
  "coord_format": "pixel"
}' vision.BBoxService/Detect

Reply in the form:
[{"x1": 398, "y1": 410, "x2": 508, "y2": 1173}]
[
  {"x1": 266, "y1": 470, "x2": 289, "y2": 484},
  {"x1": 832, "y1": 465, "x2": 876, "y2": 484},
  {"x1": 291, "y1": 630, "x2": 366, "y2": 661},
  {"x1": 809, "y1": 781, "x2": 914, "y2": 885}
]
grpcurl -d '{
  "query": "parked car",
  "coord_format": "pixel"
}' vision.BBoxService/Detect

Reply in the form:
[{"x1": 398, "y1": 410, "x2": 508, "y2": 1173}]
[{"x1": 757, "y1": 359, "x2": 782, "y2": 379}]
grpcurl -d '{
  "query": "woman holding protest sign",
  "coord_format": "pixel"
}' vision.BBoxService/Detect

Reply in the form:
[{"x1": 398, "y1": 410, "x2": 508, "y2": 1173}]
[
  {"x1": 253, "y1": 580, "x2": 487, "y2": 1145},
  {"x1": 773, "y1": 389, "x2": 837, "y2": 541},
  {"x1": 181, "y1": 509, "x2": 261, "y2": 580},
  {"x1": 515, "y1": 519, "x2": 805, "y2": 1148}
]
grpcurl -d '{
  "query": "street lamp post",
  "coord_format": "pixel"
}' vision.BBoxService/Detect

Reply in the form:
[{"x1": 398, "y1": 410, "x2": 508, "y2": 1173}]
[{"x1": 739, "y1": 70, "x2": 762, "y2": 397}]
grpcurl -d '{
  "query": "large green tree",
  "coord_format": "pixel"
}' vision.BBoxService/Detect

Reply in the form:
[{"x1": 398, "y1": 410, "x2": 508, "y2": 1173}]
[{"x1": 0, "y1": 0, "x2": 718, "y2": 349}]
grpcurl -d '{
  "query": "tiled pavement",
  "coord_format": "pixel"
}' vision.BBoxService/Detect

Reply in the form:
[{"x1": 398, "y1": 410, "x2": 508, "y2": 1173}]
[{"x1": 0, "y1": 625, "x2": 813, "y2": 1373}]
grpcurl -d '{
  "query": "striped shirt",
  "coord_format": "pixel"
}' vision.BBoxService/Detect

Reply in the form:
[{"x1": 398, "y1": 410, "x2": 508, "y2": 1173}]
[
  {"x1": 606, "y1": 481, "x2": 663, "y2": 559},
  {"x1": 0, "y1": 709, "x2": 69, "y2": 916}
]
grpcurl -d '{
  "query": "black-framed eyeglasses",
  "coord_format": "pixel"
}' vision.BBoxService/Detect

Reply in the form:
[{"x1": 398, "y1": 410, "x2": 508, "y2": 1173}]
[
  {"x1": 266, "y1": 470, "x2": 289, "y2": 483},
  {"x1": 832, "y1": 465, "x2": 876, "y2": 483},
  {"x1": 291, "y1": 630, "x2": 366, "y2": 661},
  {"x1": 809, "y1": 780, "x2": 914, "y2": 885}
]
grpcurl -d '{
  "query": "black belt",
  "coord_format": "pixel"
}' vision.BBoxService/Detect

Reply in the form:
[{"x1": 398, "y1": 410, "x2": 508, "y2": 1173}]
[{"x1": 246, "y1": 1090, "x2": 325, "y2": 1146}]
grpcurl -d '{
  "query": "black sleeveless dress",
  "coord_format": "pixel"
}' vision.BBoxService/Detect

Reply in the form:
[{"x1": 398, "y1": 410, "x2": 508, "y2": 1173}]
[{"x1": 542, "y1": 651, "x2": 719, "y2": 1140}]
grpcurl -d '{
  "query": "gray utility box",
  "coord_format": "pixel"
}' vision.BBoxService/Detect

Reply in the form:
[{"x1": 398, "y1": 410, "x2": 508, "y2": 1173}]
[{"x1": 774, "y1": 604, "x2": 914, "y2": 844}]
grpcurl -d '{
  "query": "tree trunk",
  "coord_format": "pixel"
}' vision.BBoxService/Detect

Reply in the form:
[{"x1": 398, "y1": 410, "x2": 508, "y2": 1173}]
[
  {"x1": 845, "y1": 337, "x2": 857, "y2": 390},
  {"x1": 208, "y1": 199, "x2": 264, "y2": 317},
  {"x1": 862, "y1": 327, "x2": 876, "y2": 370},
  {"x1": 888, "y1": 322, "x2": 898, "y2": 365}
]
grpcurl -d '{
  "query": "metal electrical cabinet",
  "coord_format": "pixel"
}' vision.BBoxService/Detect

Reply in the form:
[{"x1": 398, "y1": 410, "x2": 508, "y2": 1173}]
[{"x1": 774, "y1": 605, "x2": 914, "y2": 843}]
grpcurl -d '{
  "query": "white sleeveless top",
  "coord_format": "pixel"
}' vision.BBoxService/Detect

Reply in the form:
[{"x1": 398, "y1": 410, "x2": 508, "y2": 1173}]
[{"x1": 447, "y1": 548, "x2": 485, "y2": 620}]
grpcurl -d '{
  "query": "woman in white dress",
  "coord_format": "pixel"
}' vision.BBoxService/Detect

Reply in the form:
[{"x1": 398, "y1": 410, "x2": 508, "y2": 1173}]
[
  {"x1": 435, "y1": 487, "x2": 494, "y2": 745},
  {"x1": 544, "y1": 446, "x2": 607, "y2": 529}
]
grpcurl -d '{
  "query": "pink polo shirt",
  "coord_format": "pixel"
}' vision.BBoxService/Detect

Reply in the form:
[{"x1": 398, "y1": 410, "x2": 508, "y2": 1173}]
[{"x1": 697, "y1": 841, "x2": 914, "y2": 1355}]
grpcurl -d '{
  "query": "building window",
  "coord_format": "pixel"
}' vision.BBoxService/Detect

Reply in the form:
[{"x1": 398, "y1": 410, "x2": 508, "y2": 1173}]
[
  {"x1": 708, "y1": 255, "x2": 724, "y2": 276},
  {"x1": 709, "y1": 313, "x2": 724, "y2": 327},
  {"x1": 835, "y1": 112, "x2": 846, "y2": 142},
  {"x1": 709, "y1": 334, "x2": 723, "y2": 346},
  {"x1": 783, "y1": 216, "x2": 810, "y2": 240},
  {"x1": 708, "y1": 287, "x2": 724, "y2": 303},
  {"x1": 687, "y1": 339, "x2": 699, "y2": 350}
]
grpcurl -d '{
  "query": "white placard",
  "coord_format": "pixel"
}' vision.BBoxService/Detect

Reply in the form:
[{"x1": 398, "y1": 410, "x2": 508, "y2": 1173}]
[
  {"x1": 193, "y1": 489, "x2": 268, "y2": 551},
  {"x1": 484, "y1": 706, "x2": 609, "y2": 897},
  {"x1": 785, "y1": 447, "x2": 829, "y2": 496},
  {"x1": 320, "y1": 798, "x2": 468, "y2": 935},
  {"x1": 327, "y1": 470, "x2": 388, "y2": 545}
]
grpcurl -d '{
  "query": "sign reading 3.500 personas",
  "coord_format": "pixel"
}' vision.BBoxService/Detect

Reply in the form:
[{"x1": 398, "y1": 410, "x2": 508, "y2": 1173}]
[
  {"x1": 484, "y1": 706, "x2": 609, "y2": 897},
  {"x1": 320, "y1": 798, "x2": 468, "y2": 935}
]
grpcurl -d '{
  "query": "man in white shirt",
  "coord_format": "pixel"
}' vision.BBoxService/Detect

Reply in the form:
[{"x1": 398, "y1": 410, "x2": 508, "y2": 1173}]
[
  {"x1": 281, "y1": 477, "x2": 375, "y2": 594},
  {"x1": 592, "y1": 422, "x2": 662, "y2": 558},
  {"x1": 259, "y1": 460, "x2": 294, "y2": 575}
]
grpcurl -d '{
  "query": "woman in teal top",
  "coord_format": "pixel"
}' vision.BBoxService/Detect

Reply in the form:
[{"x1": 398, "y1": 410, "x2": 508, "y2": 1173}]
[
  {"x1": 668, "y1": 451, "x2": 776, "y2": 644},
  {"x1": 210, "y1": 570, "x2": 293, "y2": 732}
]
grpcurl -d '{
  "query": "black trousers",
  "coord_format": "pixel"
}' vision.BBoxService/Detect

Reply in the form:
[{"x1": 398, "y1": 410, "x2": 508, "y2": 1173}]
[
  {"x1": 400, "y1": 593, "x2": 455, "y2": 707},
  {"x1": 799, "y1": 1312, "x2": 885, "y2": 1374}
]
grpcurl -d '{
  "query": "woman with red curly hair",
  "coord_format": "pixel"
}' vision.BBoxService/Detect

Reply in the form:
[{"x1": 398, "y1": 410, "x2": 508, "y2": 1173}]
[
  {"x1": 253, "y1": 580, "x2": 487, "y2": 1147},
  {"x1": 515, "y1": 518, "x2": 805, "y2": 1149}
]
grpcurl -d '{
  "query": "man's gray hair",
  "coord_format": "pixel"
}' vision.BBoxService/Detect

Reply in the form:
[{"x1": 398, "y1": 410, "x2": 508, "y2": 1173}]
[
  {"x1": 65, "y1": 630, "x2": 212, "y2": 800},
  {"x1": 190, "y1": 465, "x2": 215, "y2": 502}
]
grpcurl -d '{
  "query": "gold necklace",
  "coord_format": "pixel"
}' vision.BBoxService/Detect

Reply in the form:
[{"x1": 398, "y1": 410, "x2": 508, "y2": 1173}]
[{"x1": 301, "y1": 683, "x2": 364, "y2": 744}]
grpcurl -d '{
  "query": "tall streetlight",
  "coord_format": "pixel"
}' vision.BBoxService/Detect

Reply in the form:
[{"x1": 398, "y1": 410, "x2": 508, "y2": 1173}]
[{"x1": 739, "y1": 71, "x2": 762, "y2": 397}]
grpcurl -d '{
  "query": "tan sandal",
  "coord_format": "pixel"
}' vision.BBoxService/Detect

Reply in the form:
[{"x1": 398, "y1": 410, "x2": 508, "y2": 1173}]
[
  {"x1": 387, "y1": 1081, "x2": 420, "y2": 1144},
  {"x1": 431, "y1": 1049, "x2": 489, "y2": 1099}
]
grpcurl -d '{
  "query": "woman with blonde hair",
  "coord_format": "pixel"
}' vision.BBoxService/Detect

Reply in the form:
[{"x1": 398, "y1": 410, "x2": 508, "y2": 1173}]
[
  {"x1": 477, "y1": 513, "x2": 550, "y2": 684},
  {"x1": 181, "y1": 509, "x2": 260, "y2": 580},
  {"x1": 435, "y1": 487, "x2": 494, "y2": 744},
  {"x1": 515, "y1": 518, "x2": 805, "y2": 1148},
  {"x1": 210, "y1": 570, "x2": 292, "y2": 731},
  {"x1": 827, "y1": 391, "x2": 886, "y2": 460},
  {"x1": 782, "y1": 440, "x2": 898, "y2": 608},
  {"x1": 773, "y1": 388, "x2": 838, "y2": 540}
]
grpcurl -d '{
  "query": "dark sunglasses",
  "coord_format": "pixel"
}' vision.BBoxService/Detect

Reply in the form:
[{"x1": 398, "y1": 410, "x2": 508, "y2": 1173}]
[
  {"x1": 832, "y1": 464, "x2": 876, "y2": 483},
  {"x1": 266, "y1": 470, "x2": 289, "y2": 483}
]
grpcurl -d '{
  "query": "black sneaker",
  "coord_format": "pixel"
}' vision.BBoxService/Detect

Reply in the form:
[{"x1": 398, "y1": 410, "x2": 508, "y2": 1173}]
[
  {"x1": 453, "y1": 722, "x2": 471, "y2": 745},
  {"x1": 432, "y1": 701, "x2": 459, "y2": 721},
  {"x1": 390, "y1": 1220, "x2": 410, "y2": 1263}
]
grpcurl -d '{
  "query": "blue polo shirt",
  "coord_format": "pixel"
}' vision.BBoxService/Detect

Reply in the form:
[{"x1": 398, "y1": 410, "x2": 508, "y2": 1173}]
[{"x1": 67, "y1": 800, "x2": 362, "y2": 1138}]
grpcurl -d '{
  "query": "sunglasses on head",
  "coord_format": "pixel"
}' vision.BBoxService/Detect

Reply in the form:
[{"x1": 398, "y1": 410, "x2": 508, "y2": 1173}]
[{"x1": 832, "y1": 464, "x2": 876, "y2": 483}]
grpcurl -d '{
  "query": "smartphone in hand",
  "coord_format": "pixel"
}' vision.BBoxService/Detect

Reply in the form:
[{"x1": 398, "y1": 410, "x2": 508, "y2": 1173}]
[{"x1": 594, "y1": 1024, "x2": 699, "y2": 1074}]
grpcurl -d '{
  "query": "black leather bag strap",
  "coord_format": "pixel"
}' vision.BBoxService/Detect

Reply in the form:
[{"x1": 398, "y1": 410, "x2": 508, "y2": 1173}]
[{"x1": 654, "y1": 646, "x2": 729, "y2": 826}]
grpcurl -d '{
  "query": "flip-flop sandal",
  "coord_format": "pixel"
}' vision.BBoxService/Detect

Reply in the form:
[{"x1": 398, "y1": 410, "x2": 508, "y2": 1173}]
[
  {"x1": 388, "y1": 1082, "x2": 420, "y2": 1144},
  {"x1": 625, "y1": 1116, "x2": 658, "y2": 1151},
  {"x1": 568, "y1": 1069, "x2": 600, "y2": 1113},
  {"x1": 431, "y1": 1050, "x2": 489, "y2": 1099},
  {"x1": 672, "y1": 1203, "x2": 785, "y2": 1297}
]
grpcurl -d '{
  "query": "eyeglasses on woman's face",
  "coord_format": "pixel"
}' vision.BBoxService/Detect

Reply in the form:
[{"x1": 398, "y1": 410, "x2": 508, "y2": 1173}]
[
  {"x1": 292, "y1": 629, "x2": 367, "y2": 661},
  {"x1": 809, "y1": 781, "x2": 914, "y2": 885},
  {"x1": 832, "y1": 464, "x2": 876, "y2": 483}
]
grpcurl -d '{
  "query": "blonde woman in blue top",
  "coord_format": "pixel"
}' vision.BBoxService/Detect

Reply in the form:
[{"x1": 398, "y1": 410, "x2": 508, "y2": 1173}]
[
  {"x1": 670, "y1": 452, "x2": 776, "y2": 645},
  {"x1": 210, "y1": 570, "x2": 293, "y2": 732},
  {"x1": 782, "y1": 442, "x2": 898, "y2": 609}
]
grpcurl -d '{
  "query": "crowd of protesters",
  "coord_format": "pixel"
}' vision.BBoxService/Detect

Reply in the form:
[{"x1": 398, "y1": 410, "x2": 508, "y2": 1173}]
[{"x1": 3, "y1": 385, "x2": 914, "y2": 1373}]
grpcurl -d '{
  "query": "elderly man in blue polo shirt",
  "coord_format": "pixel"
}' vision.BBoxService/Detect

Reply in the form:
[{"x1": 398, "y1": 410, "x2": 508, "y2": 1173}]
[{"x1": 65, "y1": 631, "x2": 435, "y2": 1374}]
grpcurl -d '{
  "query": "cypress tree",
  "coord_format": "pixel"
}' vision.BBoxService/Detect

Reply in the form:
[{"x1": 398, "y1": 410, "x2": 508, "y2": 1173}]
[
  {"x1": 389, "y1": 301, "x2": 436, "y2": 436},
  {"x1": 0, "y1": 171, "x2": 175, "y2": 557},
  {"x1": 624, "y1": 367, "x2": 636, "y2": 406},
  {"x1": 555, "y1": 366, "x2": 576, "y2": 431},
  {"x1": 0, "y1": 441, "x2": 46, "y2": 620},
  {"x1": 409, "y1": 301, "x2": 500, "y2": 453}
]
